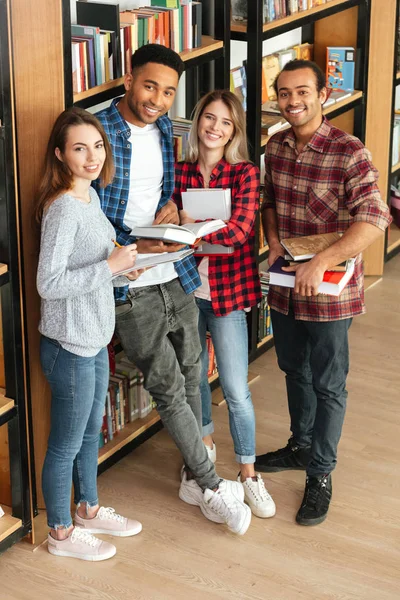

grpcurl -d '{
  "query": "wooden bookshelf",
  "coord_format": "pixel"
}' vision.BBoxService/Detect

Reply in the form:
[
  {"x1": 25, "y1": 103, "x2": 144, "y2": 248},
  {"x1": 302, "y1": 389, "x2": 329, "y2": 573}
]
[
  {"x1": 73, "y1": 36, "x2": 223, "y2": 103},
  {"x1": 0, "y1": 390, "x2": 14, "y2": 418},
  {"x1": 208, "y1": 372, "x2": 219, "y2": 385},
  {"x1": 387, "y1": 223, "x2": 400, "y2": 255},
  {"x1": 231, "y1": 0, "x2": 358, "y2": 34},
  {"x1": 0, "y1": 508, "x2": 22, "y2": 543},
  {"x1": 0, "y1": 263, "x2": 8, "y2": 277},
  {"x1": 98, "y1": 409, "x2": 160, "y2": 465},
  {"x1": 259, "y1": 245, "x2": 269, "y2": 256},
  {"x1": 261, "y1": 90, "x2": 363, "y2": 147},
  {"x1": 257, "y1": 334, "x2": 274, "y2": 350},
  {"x1": 391, "y1": 161, "x2": 400, "y2": 175}
]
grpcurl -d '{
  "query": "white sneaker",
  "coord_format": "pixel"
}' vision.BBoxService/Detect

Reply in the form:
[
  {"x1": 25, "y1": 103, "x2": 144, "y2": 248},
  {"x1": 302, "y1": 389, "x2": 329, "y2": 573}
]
[
  {"x1": 200, "y1": 480, "x2": 252, "y2": 535},
  {"x1": 239, "y1": 474, "x2": 276, "y2": 518},
  {"x1": 74, "y1": 506, "x2": 142, "y2": 537},
  {"x1": 178, "y1": 466, "x2": 204, "y2": 507},
  {"x1": 205, "y1": 442, "x2": 217, "y2": 464},
  {"x1": 47, "y1": 527, "x2": 116, "y2": 561}
]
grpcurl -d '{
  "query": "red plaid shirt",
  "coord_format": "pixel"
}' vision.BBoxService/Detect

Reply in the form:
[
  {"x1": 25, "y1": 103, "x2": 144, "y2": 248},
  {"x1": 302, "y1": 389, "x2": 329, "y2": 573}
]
[
  {"x1": 173, "y1": 158, "x2": 261, "y2": 316},
  {"x1": 263, "y1": 117, "x2": 391, "y2": 322}
]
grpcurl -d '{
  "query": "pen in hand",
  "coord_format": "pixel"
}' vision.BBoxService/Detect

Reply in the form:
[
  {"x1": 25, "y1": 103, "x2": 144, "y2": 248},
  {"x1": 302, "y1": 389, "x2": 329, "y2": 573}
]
[{"x1": 112, "y1": 239, "x2": 122, "y2": 248}]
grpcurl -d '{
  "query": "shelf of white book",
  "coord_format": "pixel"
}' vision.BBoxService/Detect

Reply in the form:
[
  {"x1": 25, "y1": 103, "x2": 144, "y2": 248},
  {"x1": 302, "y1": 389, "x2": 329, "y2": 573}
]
[
  {"x1": 0, "y1": 507, "x2": 22, "y2": 543},
  {"x1": 257, "y1": 334, "x2": 274, "y2": 350},
  {"x1": 73, "y1": 36, "x2": 224, "y2": 104},
  {"x1": 387, "y1": 223, "x2": 400, "y2": 254},
  {"x1": 98, "y1": 408, "x2": 160, "y2": 465},
  {"x1": 260, "y1": 90, "x2": 363, "y2": 148},
  {"x1": 0, "y1": 390, "x2": 14, "y2": 419},
  {"x1": 231, "y1": 0, "x2": 357, "y2": 35}
]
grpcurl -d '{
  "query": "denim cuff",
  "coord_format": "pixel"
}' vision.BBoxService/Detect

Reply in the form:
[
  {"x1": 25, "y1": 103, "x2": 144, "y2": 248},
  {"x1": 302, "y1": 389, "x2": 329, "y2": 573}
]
[
  {"x1": 202, "y1": 421, "x2": 214, "y2": 437},
  {"x1": 235, "y1": 453, "x2": 256, "y2": 464}
]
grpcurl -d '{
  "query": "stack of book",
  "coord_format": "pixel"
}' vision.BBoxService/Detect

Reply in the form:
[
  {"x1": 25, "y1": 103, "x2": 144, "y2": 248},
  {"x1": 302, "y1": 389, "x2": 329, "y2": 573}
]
[
  {"x1": 171, "y1": 117, "x2": 192, "y2": 162},
  {"x1": 231, "y1": 1, "x2": 335, "y2": 26},
  {"x1": 266, "y1": 232, "x2": 356, "y2": 296}
]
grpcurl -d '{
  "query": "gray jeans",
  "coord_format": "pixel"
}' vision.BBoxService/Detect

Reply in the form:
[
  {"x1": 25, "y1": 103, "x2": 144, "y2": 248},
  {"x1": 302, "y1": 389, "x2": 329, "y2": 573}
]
[{"x1": 115, "y1": 277, "x2": 219, "y2": 490}]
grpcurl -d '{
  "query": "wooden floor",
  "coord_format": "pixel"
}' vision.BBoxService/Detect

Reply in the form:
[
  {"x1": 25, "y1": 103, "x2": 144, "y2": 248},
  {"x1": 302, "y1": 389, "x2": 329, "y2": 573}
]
[{"x1": 1, "y1": 258, "x2": 399, "y2": 599}]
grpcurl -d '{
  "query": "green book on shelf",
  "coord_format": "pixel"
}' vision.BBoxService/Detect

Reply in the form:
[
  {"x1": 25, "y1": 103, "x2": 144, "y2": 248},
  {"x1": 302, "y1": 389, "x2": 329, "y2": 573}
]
[{"x1": 151, "y1": 0, "x2": 178, "y2": 7}]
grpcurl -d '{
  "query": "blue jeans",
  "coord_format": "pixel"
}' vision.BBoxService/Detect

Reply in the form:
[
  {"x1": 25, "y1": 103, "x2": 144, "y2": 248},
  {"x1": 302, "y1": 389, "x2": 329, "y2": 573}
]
[
  {"x1": 197, "y1": 298, "x2": 256, "y2": 464},
  {"x1": 271, "y1": 308, "x2": 352, "y2": 477},
  {"x1": 40, "y1": 336, "x2": 109, "y2": 529}
]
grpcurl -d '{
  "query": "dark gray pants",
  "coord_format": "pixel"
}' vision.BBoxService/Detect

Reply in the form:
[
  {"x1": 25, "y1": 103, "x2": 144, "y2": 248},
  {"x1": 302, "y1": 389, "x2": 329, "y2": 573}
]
[
  {"x1": 271, "y1": 307, "x2": 352, "y2": 477},
  {"x1": 115, "y1": 277, "x2": 219, "y2": 490}
]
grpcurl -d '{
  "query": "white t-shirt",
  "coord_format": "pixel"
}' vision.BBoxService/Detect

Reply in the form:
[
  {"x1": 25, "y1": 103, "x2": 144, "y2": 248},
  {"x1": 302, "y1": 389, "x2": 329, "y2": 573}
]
[
  {"x1": 194, "y1": 257, "x2": 211, "y2": 300},
  {"x1": 123, "y1": 121, "x2": 177, "y2": 288}
]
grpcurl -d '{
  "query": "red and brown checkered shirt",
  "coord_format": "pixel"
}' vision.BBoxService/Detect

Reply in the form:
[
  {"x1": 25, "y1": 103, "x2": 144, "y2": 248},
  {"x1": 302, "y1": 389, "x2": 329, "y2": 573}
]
[
  {"x1": 173, "y1": 158, "x2": 261, "y2": 316},
  {"x1": 263, "y1": 117, "x2": 391, "y2": 322}
]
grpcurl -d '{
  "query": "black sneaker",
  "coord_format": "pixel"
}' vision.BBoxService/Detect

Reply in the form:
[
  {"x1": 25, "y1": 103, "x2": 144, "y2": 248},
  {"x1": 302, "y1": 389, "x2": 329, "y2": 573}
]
[
  {"x1": 296, "y1": 473, "x2": 332, "y2": 526},
  {"x1": 255, "y1": 438, "x2": 311, "y2": 472}
]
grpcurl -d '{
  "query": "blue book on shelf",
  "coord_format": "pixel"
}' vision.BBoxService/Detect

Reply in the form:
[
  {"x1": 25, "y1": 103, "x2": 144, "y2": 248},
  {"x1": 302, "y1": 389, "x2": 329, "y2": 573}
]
[{"x1": 326, "y1": 47, "x2": 355, "y2": 92}]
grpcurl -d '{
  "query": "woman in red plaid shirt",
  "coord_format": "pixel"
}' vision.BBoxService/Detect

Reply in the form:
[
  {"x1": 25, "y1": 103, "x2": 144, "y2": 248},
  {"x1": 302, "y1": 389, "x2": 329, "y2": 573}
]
[{"x1": 173, "y1": 90, "x2": 275, "y2": 519}]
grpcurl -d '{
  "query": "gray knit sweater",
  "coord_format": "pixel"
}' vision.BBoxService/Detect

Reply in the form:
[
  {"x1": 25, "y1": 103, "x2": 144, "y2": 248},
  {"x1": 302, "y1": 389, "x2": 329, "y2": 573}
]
[{"x1": 37, "y1": 188, "x2": 125, "y2": 357}]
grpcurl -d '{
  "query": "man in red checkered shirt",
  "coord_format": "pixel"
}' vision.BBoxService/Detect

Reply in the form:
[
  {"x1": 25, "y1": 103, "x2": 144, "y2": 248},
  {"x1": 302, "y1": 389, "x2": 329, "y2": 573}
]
[{"x1": 255, "y1": 59, "x2": 390, "y2": 526}]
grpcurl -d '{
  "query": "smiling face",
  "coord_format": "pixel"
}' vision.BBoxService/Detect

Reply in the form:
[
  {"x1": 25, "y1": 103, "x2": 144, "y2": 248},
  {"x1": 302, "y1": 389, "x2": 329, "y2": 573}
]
[
  {"x1": 121, "y1": 62, "x2": 178, "y2": 127},
  {"x1": 197, "y1": 99, "x2": 235, "y2": 157},
  {"x1": 55, "y1": 123, "x2": 106, "y2": 184},
  {"x1": 276, "y1": 67, "x2": 327, "y2": 133}
]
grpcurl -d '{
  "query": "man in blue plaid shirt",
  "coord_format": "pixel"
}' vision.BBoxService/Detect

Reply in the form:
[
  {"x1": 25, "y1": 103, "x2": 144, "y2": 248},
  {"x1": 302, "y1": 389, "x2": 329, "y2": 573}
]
[{"x1": 93, "y1": 44, "x2": 251, "y2": 535}]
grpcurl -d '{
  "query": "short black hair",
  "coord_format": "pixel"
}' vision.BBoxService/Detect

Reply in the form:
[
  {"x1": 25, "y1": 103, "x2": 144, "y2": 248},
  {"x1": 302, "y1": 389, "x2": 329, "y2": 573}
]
[
  {"x1": 131, "y1": 44, "x2": 185, "y2": 79},
  {"x1": 273, "y1": 59, "x2": 326, "y2": 96}
]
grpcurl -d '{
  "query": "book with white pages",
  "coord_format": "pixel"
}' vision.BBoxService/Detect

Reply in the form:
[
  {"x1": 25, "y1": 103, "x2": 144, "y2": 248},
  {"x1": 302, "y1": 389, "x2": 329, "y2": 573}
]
[
  {"x1": 130, "y1": 220, "x2": 227, "y2": 245},
  {"x1": 112, "y1": 248, "x2": 194, "y2": 276},
  {"x1": 181, "y1": 188, "x2": 234, "y2": 255}
]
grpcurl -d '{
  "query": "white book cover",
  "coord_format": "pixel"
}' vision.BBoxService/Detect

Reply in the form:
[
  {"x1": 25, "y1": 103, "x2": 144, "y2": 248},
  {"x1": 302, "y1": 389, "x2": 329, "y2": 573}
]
[{"x1": 113, "y1": 248, "x2": 194, "y2": 276}]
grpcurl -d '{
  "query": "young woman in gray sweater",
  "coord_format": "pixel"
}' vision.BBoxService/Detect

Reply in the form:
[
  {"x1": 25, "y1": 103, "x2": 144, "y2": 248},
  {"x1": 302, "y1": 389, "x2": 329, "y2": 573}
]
[{"x1": 36, "y1": 107, "x2": 142, "y2": 561}]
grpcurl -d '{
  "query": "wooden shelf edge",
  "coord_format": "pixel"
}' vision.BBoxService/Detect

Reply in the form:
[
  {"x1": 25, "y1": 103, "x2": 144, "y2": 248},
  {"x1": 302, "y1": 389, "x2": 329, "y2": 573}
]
[
  {"x1": 0, "y1": 508, "x2": 22, "y2": 543},
  {"x1": 261, "y1": 91, "x2": 363, "y2": 148},
  {"x1": 259, "y1": 245, "x2": 269, "y2": 256},
  {"x1": 257, "y1": 334, "x2": 274, "y2": 349},
  {"x1": 0, "y1": 390, "x2": 15, "y2": 417},
  {"x1": 98, "y1": 409, "x2": 160, "y2": 465},
  {"x1": 232, "y1": 0, "x2": 358, "y2": 34},
  {"x1": 391, "y1": 161, "x2": 400, "y2": 175},
  {"x1": 0, "y1": 263, "x2": 8, "y2": 276},
  {"x1": 73, "y1": 36, "x2": 223, "y2": 104},
  {"x1": 208, "y1": 372, "x2": 219, "y2": 384},
  {"x1": 387, "y1": 237, "x2": 400, "y2": 254}
]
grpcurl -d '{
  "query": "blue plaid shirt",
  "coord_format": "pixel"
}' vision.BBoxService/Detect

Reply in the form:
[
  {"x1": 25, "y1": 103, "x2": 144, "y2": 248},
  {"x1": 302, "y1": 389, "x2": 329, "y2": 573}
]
[{"x1": 93, "y1": 98, "x2": 200, "y2": 301}]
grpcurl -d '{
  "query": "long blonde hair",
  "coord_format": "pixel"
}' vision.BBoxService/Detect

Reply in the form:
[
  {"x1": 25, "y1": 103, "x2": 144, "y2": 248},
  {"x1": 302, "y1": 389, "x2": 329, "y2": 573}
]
[{"x1": 186, "y1": 90, "x2": 250, "y2": 164}]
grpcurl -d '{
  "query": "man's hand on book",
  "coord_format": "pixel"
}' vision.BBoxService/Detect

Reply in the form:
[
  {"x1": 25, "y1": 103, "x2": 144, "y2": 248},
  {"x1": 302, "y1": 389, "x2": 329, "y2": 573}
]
[
  {"x1": 268, "y1": 241, "x2": 285, "y2": 266},
  {"x1": 179, "y1": 209, "x2": 196, "y2": 225},
  {"x1": 136, "y1": 239, "x2": 186, "y2": 254},
  {"x1": 282, "y1": 258, "x2": 325, "y2": 296},
  {"x1": 153, "y1": 200, "x2": 179, "y2": 225}
]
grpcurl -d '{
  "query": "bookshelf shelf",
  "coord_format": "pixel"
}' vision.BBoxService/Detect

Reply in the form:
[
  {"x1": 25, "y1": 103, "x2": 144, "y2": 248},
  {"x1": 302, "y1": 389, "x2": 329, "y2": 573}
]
[
  {"x1": 0, "y1": 263, "x2": 8, "y2": 276},
  {"x1": 208, "y1": 372, "x2": 219, "y2": 384},
  {"x1": 0, "y1": 390, "x2": 15, "y2": 418},
  {"x1": 396, "y1": 71, "x2": 400, "y2": 85},
  {"x1": 0, "y1": 509, "x2": 22, "y2": 544},
  {"x1": 98, "y1": 409, "x2": 160, "y2": 465},
  {"x1": 257, "y1": 334, "x2": 274, "y2": 350},
  {"x1": 391, "y1": 161, "x2": 400, "y2": 175},
  {"x1": 73, "y1": 36, "x2": 224, "y2": 105},
  {"x1": 260, "y1": 91, "x2": 363, "y2": 148},
  {"x1": 387, "y1": 224, "x2": 400, "y2": 255},
  {"x1": 259, "y1": 245, "x2": 269, "y2": 256},
  {"x1": 231, "y1": 0, "x2": 360, "y2": 39}
]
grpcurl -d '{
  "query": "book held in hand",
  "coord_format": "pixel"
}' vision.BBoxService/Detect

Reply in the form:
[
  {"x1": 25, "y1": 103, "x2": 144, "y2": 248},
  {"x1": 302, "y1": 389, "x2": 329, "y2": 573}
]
[
  {"x1": 113, "y1": 248, "x2": 195, "y2": 277},
  {"x1": 281, "y1": 232, "x2": 342, "y2": 261},
  {"x1": 181, "y1": 188, "x2": 233, "y2": 255},
  {"x1": 265, "y1": 256, "x2": 355, "y2": 296},
  {"x1": 130, "y1": 220, "x2": 227, "y2": 245}
]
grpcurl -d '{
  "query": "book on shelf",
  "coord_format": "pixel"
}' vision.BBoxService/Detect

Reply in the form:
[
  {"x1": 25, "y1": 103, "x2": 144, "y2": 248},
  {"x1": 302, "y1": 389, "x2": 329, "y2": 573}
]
[
  {"x1": 261, "y1": 100, "x2": 281, "y2": 115},
  {"x1": 261, "y1": 113, "x2": 287, "y2": 136},
  {"x1": 130, "y1": 221, "x2": 227, "y2": 245},
  {"x1": 275, "y1": 48, "x2": 296, "y2": 70},
  {"x1": 281, "y1": 232, "x2": 342, "y2": 261},
  {"x1": 181, "y1": 188, "x2": 233, "y2": 254},
  {"x1": 262, "y1": 54, "x2": 280, "y2": 101},
  {"x1": 230, "y1": 65, "x2": 247, "y2": 112},
  {"x1": 326, "y1": 89, "x2": 355, "y2": 104},
  {"x1": 293, "y1": 42, "x2": 313, "y2": 61},
  {"x1": 326, "y1": 47, "x2": 355, "y2": 92},
  {"x1": 113, "y1": 248, "x2": 194, "y2": 276},
  {"x1": 267, "y1": 255, "x2": 355, "y2": 296}
]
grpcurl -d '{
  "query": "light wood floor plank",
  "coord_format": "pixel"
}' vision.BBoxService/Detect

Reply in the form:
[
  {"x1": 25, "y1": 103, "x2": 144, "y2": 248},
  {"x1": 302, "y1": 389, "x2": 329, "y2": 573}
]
[{"x1": 0, "y1": 257, "x2": 399, "y2": 599}]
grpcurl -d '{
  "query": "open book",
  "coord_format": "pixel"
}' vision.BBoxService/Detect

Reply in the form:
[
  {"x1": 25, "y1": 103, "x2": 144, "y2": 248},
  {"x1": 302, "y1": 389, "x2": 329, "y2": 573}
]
[
  {"x1": 281, "y1": 232, "x2": 342, "y2": 261},
  {"x1": 112, "y1": 248, "x2": 194, "y2": 277},
  {"x1": 266, "y1": 256, "x2": 355, "y2": 296},
  {"x1": 181, "y1": 188, "x2": 233, "y2": 255},
  {"x1": 130, "y1": 220, "x2": 227, "y2": 246}
]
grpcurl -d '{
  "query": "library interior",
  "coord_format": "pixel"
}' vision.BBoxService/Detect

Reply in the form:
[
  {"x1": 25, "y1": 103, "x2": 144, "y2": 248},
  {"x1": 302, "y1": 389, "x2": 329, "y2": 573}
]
[{"x1": 0, "y1": 0, "x2": 399, "y2": 598}]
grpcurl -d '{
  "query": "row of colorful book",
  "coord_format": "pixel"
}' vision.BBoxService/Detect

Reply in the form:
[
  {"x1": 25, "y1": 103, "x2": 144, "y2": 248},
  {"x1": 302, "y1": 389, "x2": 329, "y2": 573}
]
[
  {"x1": 207, "y1": 334, "x2": 218, "y2": 379},
  {"x1": 99, "y1": 358, "x2": 155, "y2": 448},
  {"x1": 258, "y1": 275, "x2": 273, "y2": 342},
  {"x1": 72, "y1": 0, "x2": 203, "y2": 94},
  {"x1": 231, "y1": 0, "x2": 336, "y2": 25},
  {"x1": 172, "y1": 116, "x2": 192, "y2": 162}
]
